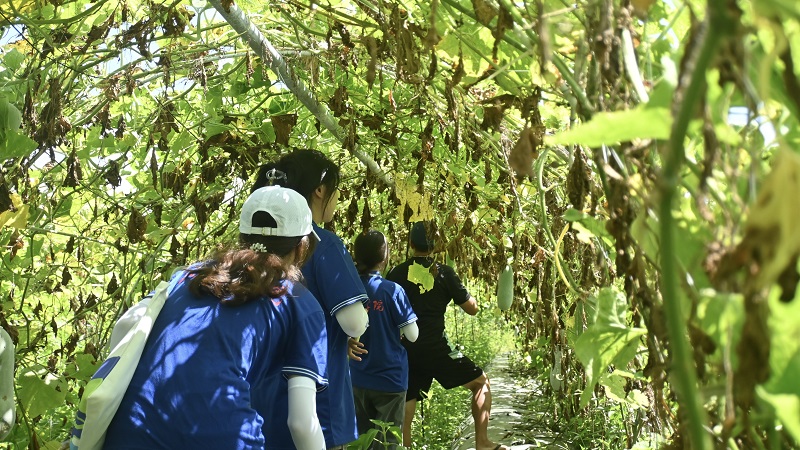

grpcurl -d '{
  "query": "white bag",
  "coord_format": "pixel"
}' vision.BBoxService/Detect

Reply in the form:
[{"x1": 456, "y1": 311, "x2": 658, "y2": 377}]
[{"x1": 69, "y1": 273, "x2": 182, "y2": 450}]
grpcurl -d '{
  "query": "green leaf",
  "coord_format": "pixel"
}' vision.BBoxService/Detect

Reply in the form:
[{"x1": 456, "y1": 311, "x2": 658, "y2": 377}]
[
  {"x1": 2, "y1": 49, "x2": 26, "y2": 72},
  {"x1": 205, "y1": 121, "x2": 231, "y2": 138},
  {"x1": 547, "y1": 107, "x2": 672, "y2": 147},
  {"x1": 602, "y1": 373, "x2": 650, "y2": 409},
  {"x1": 408, "y1": 262, "x2": 434, "y2": 294},
  {"x1": 753, "y1": 0, "x2": 800, "y2": 20},
  {"x1": 695, "y1": 290, "x2": 744, "y2": 363},
  {"x1": 17, "y1": 365, "x2": 66, "y2": 419},
  {"x1": 0, "y1": 204, "x2": 29, "y2": 229},
  {"x1": 65, "y1": 353, "x2": 101, "y2": 382},
  {"x1": 145, "y1": 227, "x2": 174, "y2": 244},
  {"x1": 574, "y1": 288, "x2": 646, "y2": 408},
  {"x1": 562, "y1": 208, "x2": 612, "y2": 244},
  {"x1": 758, "y1": 388, "x2": 800, "y2": 444},
  {"x1": 1, "y1": 129, "x2": 38, "y2": 161},
  {"x1": 593, "y1": 288, "x2": 628, "y2": 327},
  {"x1": 631, "y1": 209, "x2": 660, "y2": 263},
  {"x1": 602, "y1": 372, "x2": 627, "y2": 403},
  {"x1": 765, "y1": 286, "x2": 800, "y2": 392},
  {"x1": 170, "y1": 130, "x2": 195, "y2": 153},
  {"x1": 755, "y1": 284, "x2": 800, "y2": 443},
  {"x1": 231, "y1": 81, "x2": 251, "y2": 96},
  {"x1": 437, "y1": 25, "x2": 491, "y2": 76},
  {"x1": 53, "y1": 197, "x2": 74, "y2": 219},
  {"x1": 645, "y1": 79, "x2": 677, "y2": 110},
  {"x1": 0, "y1": 95, "x2": 22, "y2": 131},
  {"x1": 0, "y1": 95, "x2": 33, "y2": 160}
]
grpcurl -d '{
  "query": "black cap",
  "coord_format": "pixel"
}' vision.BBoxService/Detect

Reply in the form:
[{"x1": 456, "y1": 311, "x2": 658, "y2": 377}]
[{"x1": 410, "y1": 221, "x2": 435, "y2": 252}]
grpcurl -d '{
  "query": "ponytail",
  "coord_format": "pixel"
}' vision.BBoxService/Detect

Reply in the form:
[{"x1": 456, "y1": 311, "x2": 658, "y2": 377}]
[
  {"x1": 252, "y1": 149, "x2": 341, "y2": 206},
  {"x1": 188, "y1": 235, "x2": 315, "y2": 306},
  {"x1": 353, "y1": 230, "x2": 388, "y2": 275}
]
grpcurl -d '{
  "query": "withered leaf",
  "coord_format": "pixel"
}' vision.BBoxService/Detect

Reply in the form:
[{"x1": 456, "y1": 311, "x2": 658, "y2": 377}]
[
  {"x1": 328, "y1": 86, "x2": 349, "y2": 117},
  {"x1": 106, "y1": 273, "x2": 119, "y2": 297},
  {"x1": 509, "y1": 126, "x2": 539, "y2": 179},
  {"x1": 472, "y1": 0, "x2": 497, "y2": 26},
  {"x1": 126, "y1": 208, "x2": 147, "y2": 243},
  {"x1": 271, "y1": 113, "x2": 297, "y2": 146}
]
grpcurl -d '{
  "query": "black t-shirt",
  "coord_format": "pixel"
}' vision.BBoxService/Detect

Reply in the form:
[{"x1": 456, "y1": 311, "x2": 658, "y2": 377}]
[{"x1": 386, "y1": 257, "x2": 471, "y2": 348}]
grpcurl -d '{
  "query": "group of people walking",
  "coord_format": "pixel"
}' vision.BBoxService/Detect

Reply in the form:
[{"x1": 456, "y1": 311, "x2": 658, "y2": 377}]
[{"x1": 77, "y1": 149, "x2": 507, "y2": 450}]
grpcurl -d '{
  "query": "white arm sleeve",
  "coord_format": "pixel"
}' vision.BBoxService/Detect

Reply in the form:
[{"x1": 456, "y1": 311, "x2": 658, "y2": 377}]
[
  {"x1": 335, "y1": 302, "x2": 368, "y2": 338},
  {"x1": 401, "y1": 322, "x2": 419, "y2": 342},
  {"x1": 287, "y1": 377, "x2": 325, "y2": 450},
  {"x1": 0, "y1": 328, "x2": 15, "y2": 441}
]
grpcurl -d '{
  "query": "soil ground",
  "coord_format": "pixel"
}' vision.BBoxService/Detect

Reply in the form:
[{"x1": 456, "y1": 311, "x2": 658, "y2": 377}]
[{"x1": 451, "y1": 354, "x2": 569, "y2": 450}]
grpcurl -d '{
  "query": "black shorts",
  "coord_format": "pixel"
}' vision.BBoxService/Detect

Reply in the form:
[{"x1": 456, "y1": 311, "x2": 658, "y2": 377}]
[{"x1": 405, "y1": 342, "x2": 484, "y2": 401}]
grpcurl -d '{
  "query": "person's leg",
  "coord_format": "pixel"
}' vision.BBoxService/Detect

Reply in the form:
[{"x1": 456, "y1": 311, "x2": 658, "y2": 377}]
[
  {"x1": 404, "y1": 348, "x2": 431, "y2": 449},
  {"x1": 462, "y1": 372, "x2": 507, "y2": 450},
  {"x1": 370, "y1": 391, "x2": 406, "y2": 450},
  {"x1": 402, "y1": 398, "x2": 416, "y2": 448},
  {"x1": 353, "y1": 387, "x2": 372, "y2": 436}
]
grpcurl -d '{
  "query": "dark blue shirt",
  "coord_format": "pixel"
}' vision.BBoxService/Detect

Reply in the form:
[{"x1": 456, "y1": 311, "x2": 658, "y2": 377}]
[
  {"x1": 104, "y1": 273, "x2": 327, "y2": 450},
  {"x1": 258, "y1": 223, "x2": 368, "y2": 449},
  {"x1": 350, "y1": 272, "x2": 417, "y2": 392}
]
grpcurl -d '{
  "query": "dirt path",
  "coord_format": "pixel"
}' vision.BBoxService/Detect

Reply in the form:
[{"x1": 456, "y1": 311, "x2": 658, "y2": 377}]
[{"x1": 451, "y1": 354, "x2": 568, "y2": 450}]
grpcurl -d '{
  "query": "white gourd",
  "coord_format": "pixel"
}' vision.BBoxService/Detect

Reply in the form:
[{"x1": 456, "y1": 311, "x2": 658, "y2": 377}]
[
  {"x1": 0, "y1": 328, "x2": 15, "y2": 440},
  {"x1": 497, "y1": 265, "x2": 514, "y2": 311},
  {"x1": 549, "y1": 347, "x2": 564, "y2": 393}
]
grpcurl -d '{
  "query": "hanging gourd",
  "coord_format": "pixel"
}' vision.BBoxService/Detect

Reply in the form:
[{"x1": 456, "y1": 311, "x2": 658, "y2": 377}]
[
  {"x1": 497, "y1": 265, "x2": 514, "y2": 311},
  {"x1": 0, "y1": 327, "x2": 15, "y2": 440}
]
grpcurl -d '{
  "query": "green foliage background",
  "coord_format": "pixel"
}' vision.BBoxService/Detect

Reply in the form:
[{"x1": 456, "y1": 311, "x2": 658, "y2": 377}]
[{"x1": 2, "y1": 0, "x2": 800, "y2": 448}]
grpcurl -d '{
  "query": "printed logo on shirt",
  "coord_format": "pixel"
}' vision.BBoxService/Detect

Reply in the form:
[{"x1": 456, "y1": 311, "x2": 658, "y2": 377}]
[{"x1": 366, "y1": 299, "x2": 384, "y2": 312}]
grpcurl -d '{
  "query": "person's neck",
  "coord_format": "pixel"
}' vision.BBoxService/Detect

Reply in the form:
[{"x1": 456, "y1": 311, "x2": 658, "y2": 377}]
[
  {"x1": 413, "y1": 251, "x2": 433, "y2": 258},
  {"x1": 362, "y1": 264, "x2": 384, "y2": 276},
  {"x1": 310, "y1": 200, "x2": 325, "y2": 224}
]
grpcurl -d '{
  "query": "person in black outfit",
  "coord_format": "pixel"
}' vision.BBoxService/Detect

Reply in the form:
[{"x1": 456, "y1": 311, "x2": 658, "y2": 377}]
[{"x1": 386, "y1": 222, "x2": 508, "y2": 450}]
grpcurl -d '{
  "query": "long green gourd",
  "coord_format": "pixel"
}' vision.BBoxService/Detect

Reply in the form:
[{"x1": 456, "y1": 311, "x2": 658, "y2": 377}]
[
  {"x1": 497, "y1": 265, "x2": 514, "y2": 311},
  {"x1": 0, "y1": 328, "x2": 14, "y2": 440}
]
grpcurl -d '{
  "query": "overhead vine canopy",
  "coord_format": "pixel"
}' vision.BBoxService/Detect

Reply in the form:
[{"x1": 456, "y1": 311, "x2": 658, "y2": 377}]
[{"x1": 2, "y1": 0, "x2": 800, "y2": 448}]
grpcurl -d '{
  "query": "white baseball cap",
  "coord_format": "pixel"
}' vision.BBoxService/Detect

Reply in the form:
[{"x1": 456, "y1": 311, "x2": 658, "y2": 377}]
[{"x1": 239, "y1": 186, "x2": 319, "y2": 241}]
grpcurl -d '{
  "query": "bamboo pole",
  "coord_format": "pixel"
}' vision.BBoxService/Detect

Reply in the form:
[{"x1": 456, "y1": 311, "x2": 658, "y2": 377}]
[{"x1": 207, "y1": 0, "x2": 393, "y2": 188}]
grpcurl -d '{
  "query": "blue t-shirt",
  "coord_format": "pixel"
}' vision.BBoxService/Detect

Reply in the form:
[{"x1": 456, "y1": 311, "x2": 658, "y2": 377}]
[
  {"x1": 350, "y1": 272, "x2": 418, "y2": 392},
  {"x1": 103, "y1": 273, "x2": 327, "y2": 450},
  {"x1": 258, "y1": 223, "x2": 368, "y2": 449}
]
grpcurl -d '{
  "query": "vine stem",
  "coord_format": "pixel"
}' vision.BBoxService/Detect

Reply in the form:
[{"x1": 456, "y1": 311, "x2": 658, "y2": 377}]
[
  {"x1": 660, "y1": 1, "x2": 731, "y2": 449},
  {"x1": 554, "y1": 223, "x2": 582, "y2": 294}
]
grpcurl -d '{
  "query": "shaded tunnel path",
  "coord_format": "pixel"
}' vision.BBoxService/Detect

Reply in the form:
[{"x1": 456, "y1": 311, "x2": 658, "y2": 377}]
[{"x1": 451, "y1": 354, "x2": 569, "y2": 450}]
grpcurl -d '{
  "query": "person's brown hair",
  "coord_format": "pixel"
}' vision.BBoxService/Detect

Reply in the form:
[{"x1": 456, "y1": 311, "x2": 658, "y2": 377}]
[{"x1": 187, "y1": 234, "x2": 316, "y2": 306}]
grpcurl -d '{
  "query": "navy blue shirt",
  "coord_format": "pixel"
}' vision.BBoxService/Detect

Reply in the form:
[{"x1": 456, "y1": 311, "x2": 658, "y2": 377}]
[
  {"x1": 259, "y1": 223, "x2": 368, "y2": 449},
  {"x1": 105, "y1": 273, "x2": 327, "y2": 450},
  {"x1": 350, "y1": 272, "x2": 417, "y2": 392}
]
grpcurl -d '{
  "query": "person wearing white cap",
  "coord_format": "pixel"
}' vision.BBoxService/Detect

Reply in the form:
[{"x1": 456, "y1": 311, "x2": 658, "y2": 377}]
[
  {"x1": 101, "y1": 186, "x2": 328, "y2": 450},
  {"x1": 250, "y1": 150, "x2": 369, "y2": 450}
]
